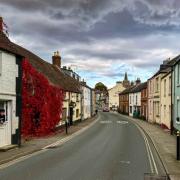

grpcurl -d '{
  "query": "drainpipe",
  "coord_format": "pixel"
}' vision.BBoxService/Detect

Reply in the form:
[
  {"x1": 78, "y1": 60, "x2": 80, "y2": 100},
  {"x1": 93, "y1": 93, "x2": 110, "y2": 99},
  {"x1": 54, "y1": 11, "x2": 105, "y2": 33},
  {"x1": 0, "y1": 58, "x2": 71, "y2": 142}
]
[{"x1": 171, "y1": 67, "x2": 174, "y2": 135}]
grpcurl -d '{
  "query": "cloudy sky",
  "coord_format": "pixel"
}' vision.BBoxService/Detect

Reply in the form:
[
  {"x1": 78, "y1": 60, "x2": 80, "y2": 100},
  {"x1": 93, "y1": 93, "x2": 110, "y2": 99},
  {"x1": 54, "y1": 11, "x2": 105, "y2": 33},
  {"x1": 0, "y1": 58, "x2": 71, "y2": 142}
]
[{"x1": 1, "y1": 0, "x2": 180, "y2": 88}]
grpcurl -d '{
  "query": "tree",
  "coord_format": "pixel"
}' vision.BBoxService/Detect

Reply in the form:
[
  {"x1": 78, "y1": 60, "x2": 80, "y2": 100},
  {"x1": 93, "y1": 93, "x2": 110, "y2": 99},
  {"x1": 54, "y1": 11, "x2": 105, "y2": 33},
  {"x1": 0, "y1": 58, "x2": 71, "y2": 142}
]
[{"x1": 94, "y1": 82, "x2": 107, "y2": 92}]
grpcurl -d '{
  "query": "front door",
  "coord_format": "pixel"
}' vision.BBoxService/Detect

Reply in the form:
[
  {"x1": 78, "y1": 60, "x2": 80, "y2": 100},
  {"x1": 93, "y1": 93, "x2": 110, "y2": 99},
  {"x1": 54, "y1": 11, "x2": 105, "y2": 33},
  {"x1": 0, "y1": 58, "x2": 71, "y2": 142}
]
[
  {"x1": 0, "y1": 101, "x2": 11, "y2": 147},
  {"x1": 69, "y1": 107, "x2": 73, "y2": 125}
]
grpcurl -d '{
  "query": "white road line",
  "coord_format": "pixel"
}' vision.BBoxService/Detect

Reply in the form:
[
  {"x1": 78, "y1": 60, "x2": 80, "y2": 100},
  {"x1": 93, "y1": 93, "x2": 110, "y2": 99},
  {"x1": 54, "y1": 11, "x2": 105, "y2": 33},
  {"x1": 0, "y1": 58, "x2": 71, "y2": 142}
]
[
  {"x1": 135, "y1": 124, "x2": 158, "y2": 174},
  {"x1": 100, "y1": 120, "x2": 112, "y2": 124},
  {"x1": 0, "y1": 149, "x2": 48, "y2": 170},
  {"x1": 117, "y1": 121, "x2": 128, "y2": 124},
  {"x1": 43, "y1": 115, "x2": 101, "y2": 149},
  {"x1": 0, "y1": 116, "x2": 101, "y2": 170}
]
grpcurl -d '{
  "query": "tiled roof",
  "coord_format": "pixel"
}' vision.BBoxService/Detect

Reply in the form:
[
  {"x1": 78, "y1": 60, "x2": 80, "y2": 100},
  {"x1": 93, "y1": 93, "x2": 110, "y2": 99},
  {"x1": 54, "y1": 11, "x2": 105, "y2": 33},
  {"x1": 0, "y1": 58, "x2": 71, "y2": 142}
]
[
  {"x1": 119, "y1": 85, "x2": 136, "y2": 95},
  {"x1": 0, "y1": 32, "x2": 81, "y2": 93},
  {"x1": 129, "y1": 82, "x2": 147, "y2": 93}
]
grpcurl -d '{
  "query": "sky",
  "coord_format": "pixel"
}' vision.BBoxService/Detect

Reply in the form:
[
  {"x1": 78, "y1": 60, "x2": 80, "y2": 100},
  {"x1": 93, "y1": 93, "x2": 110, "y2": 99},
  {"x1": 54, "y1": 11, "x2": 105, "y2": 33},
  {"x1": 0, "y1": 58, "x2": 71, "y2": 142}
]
[{"x1": 1, "y1": 0, "x2": 180, "y2": 88}]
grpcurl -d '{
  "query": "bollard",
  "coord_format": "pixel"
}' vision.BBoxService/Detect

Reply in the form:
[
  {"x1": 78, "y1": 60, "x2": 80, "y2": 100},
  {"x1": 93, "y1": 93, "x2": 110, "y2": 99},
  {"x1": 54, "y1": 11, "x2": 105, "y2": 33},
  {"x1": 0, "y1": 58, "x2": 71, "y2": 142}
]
[
  {"x1": 177, "y1": 131, "x2": 180, "y2": 160},
  {"x1": 65, "y1": 120, "x2": 68, "y2": 135}
]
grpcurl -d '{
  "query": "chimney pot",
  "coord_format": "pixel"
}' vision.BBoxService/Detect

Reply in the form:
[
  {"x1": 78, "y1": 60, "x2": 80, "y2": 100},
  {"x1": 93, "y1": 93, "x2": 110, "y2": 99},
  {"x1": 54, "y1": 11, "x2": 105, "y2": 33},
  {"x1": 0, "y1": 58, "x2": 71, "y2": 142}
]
[{"x1": 52, "y1": 51, "x2": 61, "y2": 68}]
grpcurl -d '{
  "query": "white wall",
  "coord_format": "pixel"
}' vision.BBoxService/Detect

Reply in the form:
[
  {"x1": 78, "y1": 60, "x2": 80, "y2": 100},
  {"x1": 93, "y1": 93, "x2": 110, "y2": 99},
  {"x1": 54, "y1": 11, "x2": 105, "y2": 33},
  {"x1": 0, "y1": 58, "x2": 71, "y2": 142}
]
[
  {"x1": 82, "y1": 86, "x2": 91, "y2": 119},
  {"x1": 0, "y1": 50, "x2": 19, "y2": 147},
  {"x1": 129, "y1": 92, "x2": 141, "y2": 116}
]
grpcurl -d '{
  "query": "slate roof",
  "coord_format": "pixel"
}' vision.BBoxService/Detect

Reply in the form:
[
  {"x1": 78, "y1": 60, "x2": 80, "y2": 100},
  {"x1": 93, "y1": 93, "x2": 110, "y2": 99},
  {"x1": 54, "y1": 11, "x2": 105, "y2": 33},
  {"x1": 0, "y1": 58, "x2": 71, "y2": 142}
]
[
  {"x1": 0, "y1": 32, "x2": 81, "y2": 93},
  {"x1": 119, "y1": 85, "x2": 136, "y2": 95},
  {"x1": 148, "y1": 56, "x2": 180, "y2": 80},
  {"x1": 129, "y1": 82, "x2": 147, "y2": 93}
]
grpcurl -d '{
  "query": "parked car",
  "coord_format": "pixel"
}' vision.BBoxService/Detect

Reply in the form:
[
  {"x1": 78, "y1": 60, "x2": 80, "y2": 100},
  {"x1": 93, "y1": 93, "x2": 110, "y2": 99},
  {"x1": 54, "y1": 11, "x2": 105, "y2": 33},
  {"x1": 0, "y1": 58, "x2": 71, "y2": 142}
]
[{"x1": 103, "y1": 107, "x2": 109, "y2": 112}]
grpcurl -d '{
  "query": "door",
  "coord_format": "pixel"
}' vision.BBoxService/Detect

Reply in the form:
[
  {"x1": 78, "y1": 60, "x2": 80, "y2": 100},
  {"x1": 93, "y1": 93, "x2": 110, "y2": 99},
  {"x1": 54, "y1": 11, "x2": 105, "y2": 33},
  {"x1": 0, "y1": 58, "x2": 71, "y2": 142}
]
[
  {"x1": 0, "y1": 101, "x2": 11, "y2": 147},
  {"x1": 69, "y1": 107, "x2": 73, "y2": 125}
]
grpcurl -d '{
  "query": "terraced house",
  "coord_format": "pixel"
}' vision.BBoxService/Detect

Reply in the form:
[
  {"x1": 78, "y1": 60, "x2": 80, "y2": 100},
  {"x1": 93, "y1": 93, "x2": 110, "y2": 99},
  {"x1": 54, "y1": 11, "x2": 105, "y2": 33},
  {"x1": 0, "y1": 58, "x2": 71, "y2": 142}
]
[
  {"x1": 0, "y1": 24, "x2": 23, "y2": 148},
  {"x1": 172, "y1": 55, "x2": 180, "y2": 132},
  {"x1": 148, "y1": 59, "x2": 174, "y2": 125},
  {"x1": 0, "y1": 17, "x2": 82, "y2": 141},
  {"x1": 160, "y1": 68, "x2": 172, "y2": 129},
  {"x1": 119, "y1": 86, "x2": 134, "y2": 115}
]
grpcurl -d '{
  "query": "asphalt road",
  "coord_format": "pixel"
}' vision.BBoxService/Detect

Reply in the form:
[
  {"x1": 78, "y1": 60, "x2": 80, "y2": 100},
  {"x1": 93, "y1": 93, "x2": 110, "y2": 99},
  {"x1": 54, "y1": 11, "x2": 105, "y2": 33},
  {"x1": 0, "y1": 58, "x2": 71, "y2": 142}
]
[{"x1": 0, "y1": 112, "x2": 167, "y2": 180}]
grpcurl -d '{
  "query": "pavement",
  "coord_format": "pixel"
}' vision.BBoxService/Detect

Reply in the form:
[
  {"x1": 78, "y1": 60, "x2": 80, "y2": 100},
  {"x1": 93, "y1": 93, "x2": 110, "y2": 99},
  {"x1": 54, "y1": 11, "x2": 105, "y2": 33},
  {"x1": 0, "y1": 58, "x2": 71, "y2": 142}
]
[
  {"x1": 0, "y1": 112, "x2": 168, "y2": 180},
  {"x1": 0, "y1": 116, "x2": 97, "y2": 165},
  {"x1": 117, "y1": 113, "x2": 180, "y2": 180}
]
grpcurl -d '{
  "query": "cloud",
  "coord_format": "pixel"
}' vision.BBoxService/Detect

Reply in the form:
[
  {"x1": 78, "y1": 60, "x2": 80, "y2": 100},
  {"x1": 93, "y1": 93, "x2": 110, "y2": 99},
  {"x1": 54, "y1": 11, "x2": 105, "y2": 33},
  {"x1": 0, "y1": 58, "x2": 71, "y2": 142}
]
[{"x1": 1, "y1": 0, "x2": 180, "y2": 87}]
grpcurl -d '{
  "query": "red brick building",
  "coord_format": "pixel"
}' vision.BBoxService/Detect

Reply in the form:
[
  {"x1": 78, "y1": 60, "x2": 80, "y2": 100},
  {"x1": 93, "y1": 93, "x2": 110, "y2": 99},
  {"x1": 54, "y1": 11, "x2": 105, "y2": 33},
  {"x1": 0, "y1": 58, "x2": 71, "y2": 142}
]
[
  {"x1": 140, "y1": 82, "x2": 148, "y2": 120},
  {"x1": 119, "y1": 87, "x2": 134, "y2": 115}
]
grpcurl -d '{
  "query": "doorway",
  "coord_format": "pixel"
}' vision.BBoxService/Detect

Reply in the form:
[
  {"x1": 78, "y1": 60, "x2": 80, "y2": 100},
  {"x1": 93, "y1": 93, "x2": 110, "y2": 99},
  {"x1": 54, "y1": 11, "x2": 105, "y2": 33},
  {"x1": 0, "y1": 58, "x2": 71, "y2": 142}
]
[{"x1": 0, "y1": 101, "x2": 11, "y2": 147}]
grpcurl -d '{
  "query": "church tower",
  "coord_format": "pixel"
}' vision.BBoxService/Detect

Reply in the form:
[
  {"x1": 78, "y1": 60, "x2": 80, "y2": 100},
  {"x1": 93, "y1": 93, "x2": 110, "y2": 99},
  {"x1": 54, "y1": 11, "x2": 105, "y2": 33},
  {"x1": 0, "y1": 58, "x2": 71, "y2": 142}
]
[{"x1": 123, "y1": 72, "x2": 130, "y2": 88}]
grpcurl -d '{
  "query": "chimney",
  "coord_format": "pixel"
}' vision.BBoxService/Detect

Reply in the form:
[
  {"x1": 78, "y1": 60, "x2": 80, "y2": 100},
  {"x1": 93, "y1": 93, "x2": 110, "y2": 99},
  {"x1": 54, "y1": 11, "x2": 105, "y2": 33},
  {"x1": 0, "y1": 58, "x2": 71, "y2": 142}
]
[
  {"x1": 0, "y1": 17, "x2": 3, "y2": 32},
  {"x1": 52, "y1": 51, "x2": 61, "y2": 68}
]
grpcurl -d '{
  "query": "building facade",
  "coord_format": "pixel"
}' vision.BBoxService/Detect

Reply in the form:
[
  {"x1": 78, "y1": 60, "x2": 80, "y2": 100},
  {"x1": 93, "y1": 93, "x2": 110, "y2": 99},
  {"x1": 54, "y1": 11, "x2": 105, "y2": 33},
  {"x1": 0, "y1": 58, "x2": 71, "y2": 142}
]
[
  {"x1": 119, "y1": 86, "x2": 134, "y2": 115},
  {"x1": 160, "y1": 71, "x2": 172, "y2": 129},
  {"x1": 128, "y1": 82, "x2": 146, "y2": 119},
  {"x1": 172, "y1": 58, "x2": 180, "y2": 131},
  {"x1": 141, "y1": 82, "x2": 148, "y2": 120},
  {"x1": 0, "y1": 32, "x2": 22, "y2": 147},
  {"x1": 148, "y1": 60, "x2": 172, "y2": 124},
  {"x1": 81, "y1": 82, "x2": 91, "y2": 120},
  {"x1": 108, "y1": 81, "x2": 126, "y2": 110}
]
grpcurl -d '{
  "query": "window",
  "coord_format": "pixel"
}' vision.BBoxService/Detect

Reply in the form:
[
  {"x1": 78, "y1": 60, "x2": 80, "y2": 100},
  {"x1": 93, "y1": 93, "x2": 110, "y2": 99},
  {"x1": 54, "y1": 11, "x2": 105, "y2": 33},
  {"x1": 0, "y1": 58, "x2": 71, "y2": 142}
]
[
  {"x1": 76, "y1": 109, "x2": 79, "y2": 118},
  {"x1": 155, "y1": 77, "x2": 159, "y2": 92},
  {"x1": 177, "y1": 100, "x2": 180, "y2": 123},
  {"x1": 178, "y1": 63, "x2": 180, "y2": 84},
  {"x1": 76, "y1": 94, "x2": 79, "y2": 102},
  {"x1": 130, "y1": 106, "x2": 132, "y2": 113},
  {"x1": 164, "y1": 79, "x2": 166, "y2": 97},
  {"x1": 155, "y1": 101, "x2": 160, "y2": 116},
  {"x1": 164, "y1": 105, "x2": 166, "y2": 119},
  {"x1": 169, "y1": 76, "x2": 171, "y2": 95},
  {"x1": 136, "y1": 95, "x2": 137, "y2": 105}
]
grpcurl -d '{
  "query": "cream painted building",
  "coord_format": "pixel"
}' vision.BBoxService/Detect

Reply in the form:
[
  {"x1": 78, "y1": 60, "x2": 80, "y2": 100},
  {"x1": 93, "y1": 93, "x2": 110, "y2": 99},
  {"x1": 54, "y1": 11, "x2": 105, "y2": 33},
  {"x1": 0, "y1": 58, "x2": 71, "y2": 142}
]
[
  {"x1": 108, "y1": 73, "x2": 130, "y2": 110},
  {"x1": 148, "y1": 64, "x2": 171, "y2": 124},
  {"x1": 61, "y1": 92, "x2": 81, "y2": 126},
  {"x1": 160, "y1": 70, "x2": 171, "y2": 129}
]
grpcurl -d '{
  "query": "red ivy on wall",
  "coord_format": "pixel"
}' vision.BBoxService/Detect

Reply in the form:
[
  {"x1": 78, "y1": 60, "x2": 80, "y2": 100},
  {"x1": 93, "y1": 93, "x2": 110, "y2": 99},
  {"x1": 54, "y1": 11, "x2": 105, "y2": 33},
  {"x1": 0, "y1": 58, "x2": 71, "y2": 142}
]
[{"x1": 22, "y1": 59, "x2": 64, "y2": 137}]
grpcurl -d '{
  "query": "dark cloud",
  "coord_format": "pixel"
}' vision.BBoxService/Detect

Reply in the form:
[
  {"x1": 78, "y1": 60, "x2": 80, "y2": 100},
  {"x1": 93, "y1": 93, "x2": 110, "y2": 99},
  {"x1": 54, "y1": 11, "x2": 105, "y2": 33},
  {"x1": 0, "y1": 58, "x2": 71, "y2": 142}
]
[{"x1": 0, "y1": 0, "x2": 180, "y2": 86}]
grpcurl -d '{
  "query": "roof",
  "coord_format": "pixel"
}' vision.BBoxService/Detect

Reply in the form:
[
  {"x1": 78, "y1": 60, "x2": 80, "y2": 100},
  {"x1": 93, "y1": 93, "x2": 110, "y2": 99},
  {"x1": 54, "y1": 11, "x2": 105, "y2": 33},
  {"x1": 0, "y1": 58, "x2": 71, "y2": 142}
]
[
  {"x1": 161, "y1": 68, "x2": 171, "y2": 79},
  {"x1": 0, "y1": 32, "x2": 81, "y2": 93},
  {"x1": 129, "y1": 82, "x2": 147, "y2": 93},
  {"x1": 80, "y1": 81, "x2": 92, "y2": 90},
  {"x1": 119, "y1": 85, "x2": 135, "y2": 95},
  {"x1": 148, "y1": 56, "x2": 180, "y2": 81}
]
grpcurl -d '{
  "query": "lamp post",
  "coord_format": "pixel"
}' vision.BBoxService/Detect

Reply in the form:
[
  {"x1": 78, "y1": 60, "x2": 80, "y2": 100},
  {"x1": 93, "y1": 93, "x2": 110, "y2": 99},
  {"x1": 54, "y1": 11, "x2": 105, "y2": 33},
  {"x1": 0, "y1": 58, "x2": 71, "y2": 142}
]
[{"x1": 177, "y1": 131, "x2": 180, "y2": 160}]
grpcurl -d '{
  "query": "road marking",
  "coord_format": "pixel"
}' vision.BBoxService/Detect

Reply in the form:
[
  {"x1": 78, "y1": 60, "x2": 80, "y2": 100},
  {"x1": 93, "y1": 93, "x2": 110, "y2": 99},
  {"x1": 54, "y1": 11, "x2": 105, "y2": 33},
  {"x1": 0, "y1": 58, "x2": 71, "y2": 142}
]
[
  {"x1": 117, "y1": 121, "x2": 128, "y2": 124},
  {"x1": 119, "y1": 161, "x2": 130, "y2": 164},
  {"x1": 0, "y1": 149, "x2": 48, "y2": 170},
  {"x1": 0, "y1": 116, "x2": 101, "y2": 170},
  {"x1": 135, "y1": 124, "x2": 158, "y2": 174},
  {"x1": 100, "y1": 120, "x2": 112, "y2": 124}
]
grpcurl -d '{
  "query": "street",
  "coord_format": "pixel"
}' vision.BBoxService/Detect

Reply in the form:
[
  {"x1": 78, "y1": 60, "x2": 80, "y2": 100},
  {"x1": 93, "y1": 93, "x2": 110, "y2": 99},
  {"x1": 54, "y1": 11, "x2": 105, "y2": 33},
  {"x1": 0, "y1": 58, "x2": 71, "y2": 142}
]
[{"x1": 0, "y1": 112, "x2": 167, "y2": 180}]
